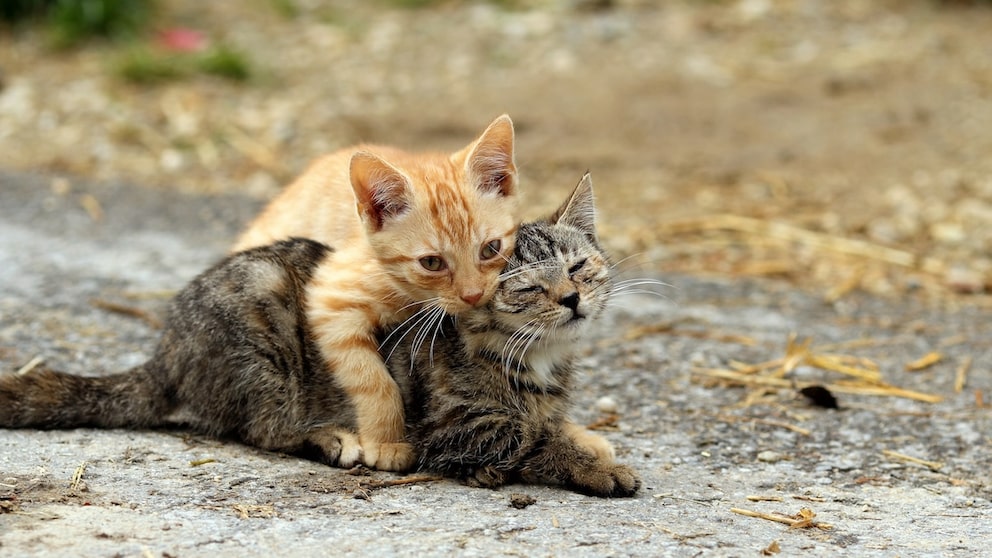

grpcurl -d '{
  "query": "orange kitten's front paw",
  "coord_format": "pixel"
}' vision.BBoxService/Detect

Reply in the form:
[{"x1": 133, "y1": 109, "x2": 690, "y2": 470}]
[{"x1": 362, "y1": 441, "x2": 416, "y2": 472}]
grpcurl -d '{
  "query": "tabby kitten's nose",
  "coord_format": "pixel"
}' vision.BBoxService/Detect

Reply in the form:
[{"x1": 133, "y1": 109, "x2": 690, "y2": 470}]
[
  {"x1": 461, "y1": 291, "x2": 483, "y2": 306},
  {"x1": 559, "y1": 292, "x2": 580, "y2": 312}
]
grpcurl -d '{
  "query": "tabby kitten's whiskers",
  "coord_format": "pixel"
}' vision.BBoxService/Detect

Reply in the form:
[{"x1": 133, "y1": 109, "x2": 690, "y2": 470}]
[
  {"x1": 607, "y1": 253, "x2": 675, "y2": 301},
  {"x1": 502, "y1": 318, "x2": 545, "y2": 378},
  {"x1": 609, "y1": 277, "x2": 673, "y2": 299}
]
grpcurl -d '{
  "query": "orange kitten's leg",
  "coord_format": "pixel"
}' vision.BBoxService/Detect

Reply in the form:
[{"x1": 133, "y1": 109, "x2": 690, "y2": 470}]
[
  {"x1": 309, "y1": 304, "x2": 414, "y2": 471},
  {"x1": 563, "y1": 420, "x2": 615, "y2": 462},
  {"x1": 329, "y1": 343, "x2": 413, "y2": 471},
  {"x1": 307, "y1": 259, "x2": 415, "y2": 472}
]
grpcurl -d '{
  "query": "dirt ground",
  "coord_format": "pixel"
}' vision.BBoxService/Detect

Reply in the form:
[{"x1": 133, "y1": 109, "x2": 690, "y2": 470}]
[
  {"x1": 2, "y1": 0, "x2": 992, "y2": 300},
  {"x1": 1, "y1": 1, "x2": 991, "y2": 556}
]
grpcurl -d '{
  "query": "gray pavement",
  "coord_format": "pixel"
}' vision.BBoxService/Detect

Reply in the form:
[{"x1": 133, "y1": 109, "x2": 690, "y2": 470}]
[{"x1": 1, "y1": 171, "x2": 989, "y2": 557}]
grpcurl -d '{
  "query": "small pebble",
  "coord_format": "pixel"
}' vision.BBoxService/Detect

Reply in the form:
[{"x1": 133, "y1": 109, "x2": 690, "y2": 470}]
[
  {"x1": 757, "y1": 450, "x2": 784, "y2": 463},
  {"x1": 352, "y1": 488, "x2": 371, "y2": 500},
  {"x1": 595, "y1": 396, "x2": 618, "y2": 414},
  {"x1": 509, "y1": 493, "x2": 537, "y2": 509},
  {"x1": 945, "y1": 266, "x2": 986, "y2": 294}
]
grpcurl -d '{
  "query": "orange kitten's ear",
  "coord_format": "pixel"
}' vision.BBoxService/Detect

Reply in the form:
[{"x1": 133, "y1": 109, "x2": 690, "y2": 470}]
[
  {"x1": 549, "y1": 172, "x2": 597, "y2": 242},
  {"x1": 464, "y1": 114, "x2": 517, "y2": 197},
  {"x1": 350, "y1": 151, "x2": 412, "y2": 232}
]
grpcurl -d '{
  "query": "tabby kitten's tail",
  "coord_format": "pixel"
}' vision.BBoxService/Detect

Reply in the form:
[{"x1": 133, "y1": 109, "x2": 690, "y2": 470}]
[{"x1": 0, "y1": 365, "x2": 169, "y2": 429}]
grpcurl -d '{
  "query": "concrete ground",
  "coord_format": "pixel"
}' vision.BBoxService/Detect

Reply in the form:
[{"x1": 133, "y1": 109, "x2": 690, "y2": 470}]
[{"x1": 1, "y1": 170, "x2": 989, "y2": 557}]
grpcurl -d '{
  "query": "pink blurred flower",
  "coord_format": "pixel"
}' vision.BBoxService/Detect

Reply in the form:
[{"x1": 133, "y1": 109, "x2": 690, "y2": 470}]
[{"x1": 157, "y1": 28, "x2": 209, "y2": 52}]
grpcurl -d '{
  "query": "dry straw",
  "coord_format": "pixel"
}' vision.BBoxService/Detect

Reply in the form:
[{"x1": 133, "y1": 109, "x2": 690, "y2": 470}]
[{"x1": 692, "y1": 333, "x2": 943, "y2": 404}]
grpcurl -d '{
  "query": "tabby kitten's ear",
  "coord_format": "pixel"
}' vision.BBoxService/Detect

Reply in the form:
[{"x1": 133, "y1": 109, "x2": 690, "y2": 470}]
[
  {"x1": 463, "y1": 114, "x2": 517, "y2": 198},
  {"x1": 350, "y1": 151, "x2": 413, "y2": 232},
  {"x1": 549, "y1": 172, "x2": 597, "y2": 242}
]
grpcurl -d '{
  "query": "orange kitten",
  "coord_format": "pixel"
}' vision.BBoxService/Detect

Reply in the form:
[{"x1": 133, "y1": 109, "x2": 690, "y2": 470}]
[{"x1": 233, "y1": 116, "x2": 520, "y2": 471}]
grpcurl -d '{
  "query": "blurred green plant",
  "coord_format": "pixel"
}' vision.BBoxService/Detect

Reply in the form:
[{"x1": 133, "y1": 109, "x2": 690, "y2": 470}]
[
  {"x1": 383, "y1": 0, "x2": 446, "y2": 7},
  {"x1": 377, "y1": 0, "x2": 531, "y2": 8},
  {"x1": 49, "y1": 0, "x2": 153, "y2": 46},
  {"x1": 0, "y1": 0, "x2": 154, "y2": 47},
  {"x1": 116, "y1": 47, "x2": 185, "y2": 83},
  {"x1": 268, "y1": 0, "x2": 300, "y2": 19},
  {"x1": 116, "y1": 44, "x2": 253, "y2": 84},
  {"x1": 196, "y1": 45, "x2": 252, "y2": 81}
]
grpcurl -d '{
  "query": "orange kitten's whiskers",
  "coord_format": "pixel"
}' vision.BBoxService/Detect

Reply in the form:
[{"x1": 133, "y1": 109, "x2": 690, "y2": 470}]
[
  {"x1": 409, "y1": 305, "x2": 447, "y2": 370},
  {"x1": 395, "y1": 296, "x2": 440, "y2": 314},
  {"x1": 427, "y1": 312, "x2": 449, "y2": 368},
  {"x1": 379, "y1": 298, "x2": 442, "y2": 361}
]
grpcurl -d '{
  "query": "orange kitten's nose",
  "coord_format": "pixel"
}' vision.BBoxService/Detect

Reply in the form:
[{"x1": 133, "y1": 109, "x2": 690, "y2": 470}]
[{"x1": 460, "y1": 291, "x2": 484, "y2": 306}]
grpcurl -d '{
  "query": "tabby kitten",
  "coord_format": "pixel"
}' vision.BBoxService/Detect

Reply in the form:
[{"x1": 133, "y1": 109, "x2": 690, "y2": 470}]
[
  {"x1": 0, "y1": 174, "x2": 639, "y2": 497},
  {"x1": 235, "y1": 115, "x2": 521, "y2": 471},
  {"x1": 387, "y1": 173, "x2": 640, "y2": 496}
]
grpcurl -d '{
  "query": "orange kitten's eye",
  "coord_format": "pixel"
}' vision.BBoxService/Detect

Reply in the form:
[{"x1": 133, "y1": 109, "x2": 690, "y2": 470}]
[
  {"x1": 480, "y1": 240, "x2": 501, "y2": 260},
  {"x1": 419, "y1": 256, "x2": 447, "y2": 271}
]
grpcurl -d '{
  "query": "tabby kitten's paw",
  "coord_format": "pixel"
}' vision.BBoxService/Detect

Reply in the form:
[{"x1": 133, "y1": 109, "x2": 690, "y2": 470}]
[
  {"x1": 336, "y1": 432, "x2": 363, "y2": 468},
  {"x1": 570, "y1": 463, "x2": 641, "y2": 498},
  {"x1": 362, "y1": 441, "x2": 416, "y2": 472},
  {"x1": 564, "y1": 422, "x2": 616, "y2": 462},
  {"x1": 304, "y1": 427, "x2": 361, "y2": 467},
  {"x1": 583, "y1": 435, "x2": 616, "y2": 462}
]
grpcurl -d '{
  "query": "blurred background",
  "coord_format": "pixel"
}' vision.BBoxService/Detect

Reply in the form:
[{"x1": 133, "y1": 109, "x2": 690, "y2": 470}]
[{"x1": 1, "y1": 0, "x2": 991, "y2": 302}]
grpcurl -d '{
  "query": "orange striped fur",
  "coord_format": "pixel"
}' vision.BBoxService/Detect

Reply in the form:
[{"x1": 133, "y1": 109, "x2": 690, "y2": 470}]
[{"x1": 233, "y1": 116, "x2": 521, "y2": 471}]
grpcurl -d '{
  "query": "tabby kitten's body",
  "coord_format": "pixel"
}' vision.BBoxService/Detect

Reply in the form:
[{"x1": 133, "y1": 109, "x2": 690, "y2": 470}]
[
  {"x1": 390, "y1": 175, "x2": 638, "y2": 495},
  {"x1": 235, "y1": 115, "x2": 521, "y2": 470},
  {"x1": 0, "y1": 175, "x2": 639, "y2": 497}
]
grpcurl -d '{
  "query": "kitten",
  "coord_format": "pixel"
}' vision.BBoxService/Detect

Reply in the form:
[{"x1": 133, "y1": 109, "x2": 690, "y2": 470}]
[
  {"x1": 234, "y1": 115, "x2": 521, "y2": 471},
  {"x1": 0, "y1": 174, "x2": 639, "y2": 497},
  {"x1": 387, "y1": 173, "x2": 640, "y2": 496}
]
